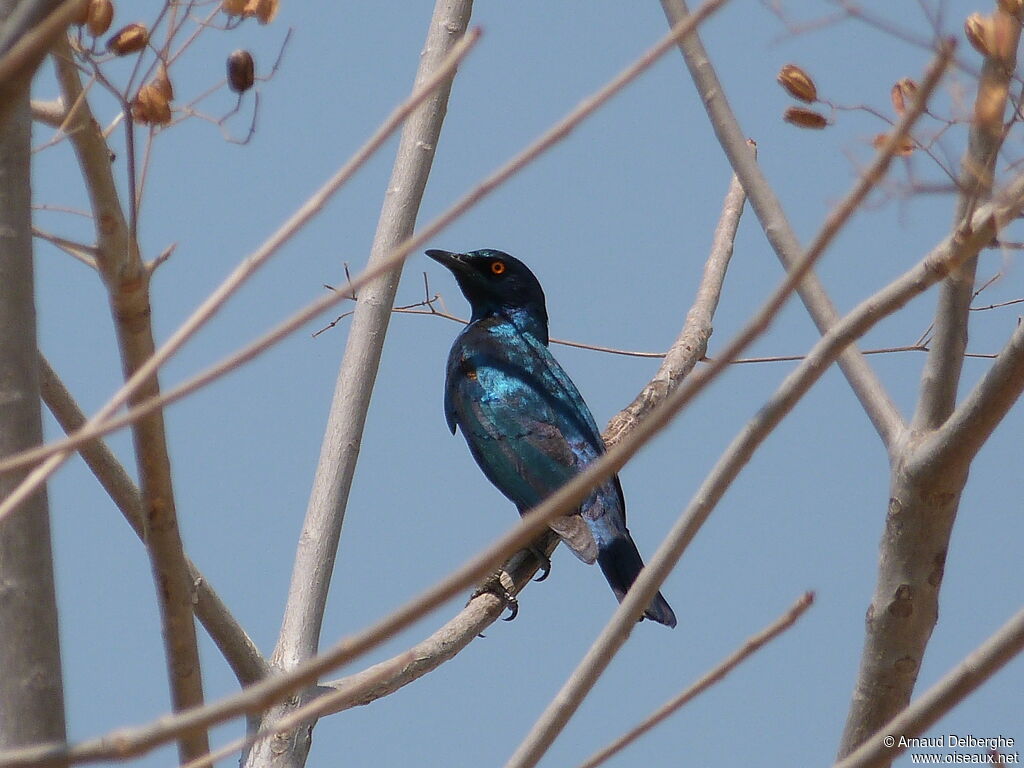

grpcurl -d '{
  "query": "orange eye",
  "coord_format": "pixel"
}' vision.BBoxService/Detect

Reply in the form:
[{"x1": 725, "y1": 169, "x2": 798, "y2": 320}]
[{"x1": 490, "y1": 261, "x2": 506, "y2": 275}]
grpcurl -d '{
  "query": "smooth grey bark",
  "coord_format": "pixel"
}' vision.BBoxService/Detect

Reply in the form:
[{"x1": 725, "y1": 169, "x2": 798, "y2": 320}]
[
  {"x1": 244, "y1": 3, "x2": 474, "y2": 767},
  {"x1": 0, "y1": 5, "x2": 67, "y2": 749}
]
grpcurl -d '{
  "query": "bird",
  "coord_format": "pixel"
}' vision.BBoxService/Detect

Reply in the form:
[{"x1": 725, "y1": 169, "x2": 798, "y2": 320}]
[{"x1": 426, "y1": 248, "x2": 676, "y2": 628}]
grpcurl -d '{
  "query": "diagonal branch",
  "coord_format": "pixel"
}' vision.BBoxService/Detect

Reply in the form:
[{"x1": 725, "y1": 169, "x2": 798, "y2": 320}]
[
  {"x1": 248, "y1": 3, "x2": 477, "y2": 766},
  {"x1": 36, "y1": 353, "x2": 269, "y2": 685},
  {"x1": 833, "y1": 606, "x2": 1024, "y2": 768},
  {"x1": 51, "y1": 35, "x2": 208, "y2": 761},
  {"x1": 578, "y1": 592, "x2": 815, "y2": 768},
  {"x1": 912, "y1": 5, "x2": 1021, "y2": 431},
  {"x1": 604, "y1": 145, "x2": 749, "y2": 446},
  {"x1": 918, "y1": 316, "x2": 1024, "y2": 473},
  {"x1": 660, "y1": 0, "x2": 905, "y2": 451}
]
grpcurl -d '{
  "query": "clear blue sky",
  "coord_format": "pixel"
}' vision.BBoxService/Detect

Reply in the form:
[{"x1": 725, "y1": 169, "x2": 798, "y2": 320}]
[{"x1": 27, "y1": 1, "x2": 1023, "y2": 766}]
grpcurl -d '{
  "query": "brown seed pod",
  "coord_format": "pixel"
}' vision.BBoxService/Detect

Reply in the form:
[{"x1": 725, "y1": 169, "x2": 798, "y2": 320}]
[
  {"x1": 777, "y1": 64, "x2": 818, "y2": 103},
  {"x1": 227, "y1": 50, "x2": 255, "y2": 93},
  {"x1": 73, "y1": 0, "x2": 91, "y2": 26},
  {"x1": 132, "y1": 84, "x2": 171, "y2": 125},
  {"x1": 872, "y1": 133, "x2": 915, "y2": 156},
  {"x1": 964, "y1": 13, "x2": 994, "y2": 57},
  {"x1": 86, "y1": 0, "x2": 113, "y2": 36},
  {"x1": 998, "y1": 0, "x2": 1023, "y2": 16},
  {"x1": 221, "y1": 0, "x2": 246, "y2": 15},
  {"x1": 106, "y1": 23, "x2": 149, "y2": 56},
  {"x1": 783, "y1": 106, "x2": 828, "y2": 130},
  {"x1": 243, "y1": 0, "x2": 279, "y2": 24},
  {"x1": 890, "y1": 78, "x2": 919, "y2": 114},
  {"x1": 152, "y1": 65, "x2": 174, "y2": 101}
]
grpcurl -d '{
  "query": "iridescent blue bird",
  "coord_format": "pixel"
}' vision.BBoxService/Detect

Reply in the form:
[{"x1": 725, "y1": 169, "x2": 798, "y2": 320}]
[{"x1": 426, "y1": 248, "x2": 676, "y2": 627}]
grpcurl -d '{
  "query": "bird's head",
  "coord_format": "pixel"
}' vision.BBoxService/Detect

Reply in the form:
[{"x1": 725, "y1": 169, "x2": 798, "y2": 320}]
[{"x1": 426, "y1": 249, "x2": 549, "y2": 341}]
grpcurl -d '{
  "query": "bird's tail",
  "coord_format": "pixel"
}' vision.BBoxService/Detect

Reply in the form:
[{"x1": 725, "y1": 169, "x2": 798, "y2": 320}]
[{"x1": 596, "y1": 537, "x2": 677, "y2": 628}]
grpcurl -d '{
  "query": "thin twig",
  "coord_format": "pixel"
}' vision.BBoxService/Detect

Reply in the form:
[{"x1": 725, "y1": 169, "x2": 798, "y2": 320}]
[{"x1": 577, "y1": 593, "x2": 815, "y2": 768}]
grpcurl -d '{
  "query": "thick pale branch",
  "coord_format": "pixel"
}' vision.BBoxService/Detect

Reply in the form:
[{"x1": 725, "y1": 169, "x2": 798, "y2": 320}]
[
  {"x1": 919, "y1": 318, "x2": 1024, "y2": 472},
  {"x1": 0, "y1": 29, "x2": 66, "y2": 750},
  {"x1": 36, "y1": 353, "x2": 269, "y2": 685},
  {"x1": 912, "y1": 6, "x2": 1021, "y2": 431},
  {"x1": 660, "y1": 0, "x2": 905, "y2": 451},
  {"x1": 833, "y1": 606, "x2": 1024, "y2": 768},
  {"x1": 251, "y1": 4, "x2": 477, "y2": 766}
]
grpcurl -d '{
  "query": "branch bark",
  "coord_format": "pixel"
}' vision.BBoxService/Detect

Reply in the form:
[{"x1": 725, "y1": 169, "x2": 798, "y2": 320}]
[
  {"x1": 838, "y1": 7, "x2": 1023, "y2": 759},
  {"x1": 51, "y1": 35, "x2": 208, "y2": 761},
  {"x1": 660, "y1": 0, "x2": 905, "y2": 451},
  {"x1": 36, "y1": 353, "x2": 269, "y2": 685},
  {"x1": 833, "y1": 606, "x2": 1024, "y2": 768},
  {"x1": 247, "y1": 2, "x2": 476, "y2": 766},
  {"x1": 604, "y1": 145, "x2": 749, "y2": 446},
  {"x1": 0, "y1": 9, "x2": 66, "y2": 752},
  {"x1": 912, "y1": 6, "x2": 1020, "y2": 431}
]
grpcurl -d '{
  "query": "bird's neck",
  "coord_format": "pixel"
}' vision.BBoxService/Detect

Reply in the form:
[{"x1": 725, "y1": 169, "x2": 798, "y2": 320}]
[{"x1": 472, "y1": 303, "x2": 549, "y2": 346}]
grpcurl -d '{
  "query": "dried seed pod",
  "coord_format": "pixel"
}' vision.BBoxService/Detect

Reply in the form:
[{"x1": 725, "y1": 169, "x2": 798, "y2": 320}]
[
  {"x1": 221, "y1": 0, "x2": 246, "y2": 15},
  {"x1": 783, "y1": 106, "x2": 828, "y2": 130},
  {"x1": 777, "y1": 64, "x2": 818, "y2": 103},
  {"x1": 152, "y1": 65, "x2": 173, "y2": 101},
  {"x1": 890, "y1": 78, "x2": 919, "y2": 114},
  {"x1": 243, "y1": 0, "x2": 279, "y2": 24},
  {"x1": 227, "y1": 49, "x2": 256, "y2": 93},
  {"x1": 73, "y1": 0, "x2": 91, "y2": 26},
  {"x1": 106, "y1": 22, "x2": 149, "y2": 56},
  {"x1": 132, "y1": 84, "x2": 171, "y2": 125},
  {"x1": 998, "y1": 0, "x2": 1023, "y2": 15},
  {"x1": 86, "y1": 0, "x2": 113, "y2": 36},
  {"x1": 872, "y1": 133, "x2": 915, "y2": 156},
  {"x1": 964, "y1": 13, "x2": 994, "y2": 57}
]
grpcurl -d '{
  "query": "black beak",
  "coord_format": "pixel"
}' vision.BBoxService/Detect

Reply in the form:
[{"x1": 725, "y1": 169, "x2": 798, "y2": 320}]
[{"x1": 425, "y1": 249, "x2": 471, "y2": 275}]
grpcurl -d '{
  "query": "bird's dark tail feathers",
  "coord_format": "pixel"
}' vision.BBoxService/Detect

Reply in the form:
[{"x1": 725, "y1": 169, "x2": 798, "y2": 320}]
[{"x1": 596, "y1": 537, "x2": 677, "y2": 628}]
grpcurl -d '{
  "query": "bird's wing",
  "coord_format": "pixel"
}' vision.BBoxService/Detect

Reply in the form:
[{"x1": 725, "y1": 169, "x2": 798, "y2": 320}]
[{"x1": 445, "y1": 322, "x2": 621, "y2": 562}]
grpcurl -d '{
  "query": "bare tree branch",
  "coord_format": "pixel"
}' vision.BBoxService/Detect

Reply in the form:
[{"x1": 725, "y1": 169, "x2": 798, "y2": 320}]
[
  {"x1": 920, "y1": 317, "x2": 1024, "y2": 472},
  {"x1": 49, "y1": 36, "x2": 209, "y2": 760},
  {"x1": 911, "y1": 6, "x2": 1021, "y2": 432},
  {"x1": 0, "y1": 11, "x2": 66, "y2": 749},
  {"x1": 833, "y1": 606, "x2": 1024, "y2": 768},
  {"x1": 578, "y1": 592, "x2": 815, "y2": 768},
  {"x1": 604, "y1": 146, "x2": 749, "y2": 446},
  {"x1": 839, "y1": 10, "x2": 1023, "y2": 759},
  {"x1": 36, "y1": 353, "x2": 270, "y2": 686},
  {"x1": 248, "y1": 3, "x2": 478, "y2": 766},
  {"x1": 0, "y1": 0, "x2": 83, "y2": 117},
  {"x1": 660, "y1": 0, "x2": 906, "y2": 451}
]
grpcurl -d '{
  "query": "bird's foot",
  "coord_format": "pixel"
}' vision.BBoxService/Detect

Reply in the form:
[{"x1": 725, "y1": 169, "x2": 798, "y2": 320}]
[
  {"x1": 471, "y1": 569, "x2": 519, "y2": 621},
  {"x1": 528, "y1": 544, "x2": 551, "y2": 582}
]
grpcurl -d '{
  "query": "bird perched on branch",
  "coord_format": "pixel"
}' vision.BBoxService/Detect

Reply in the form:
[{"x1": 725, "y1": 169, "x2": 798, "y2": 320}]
[{"x1": 426, "y1": 248, "x2": 676, "y2": 627}]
